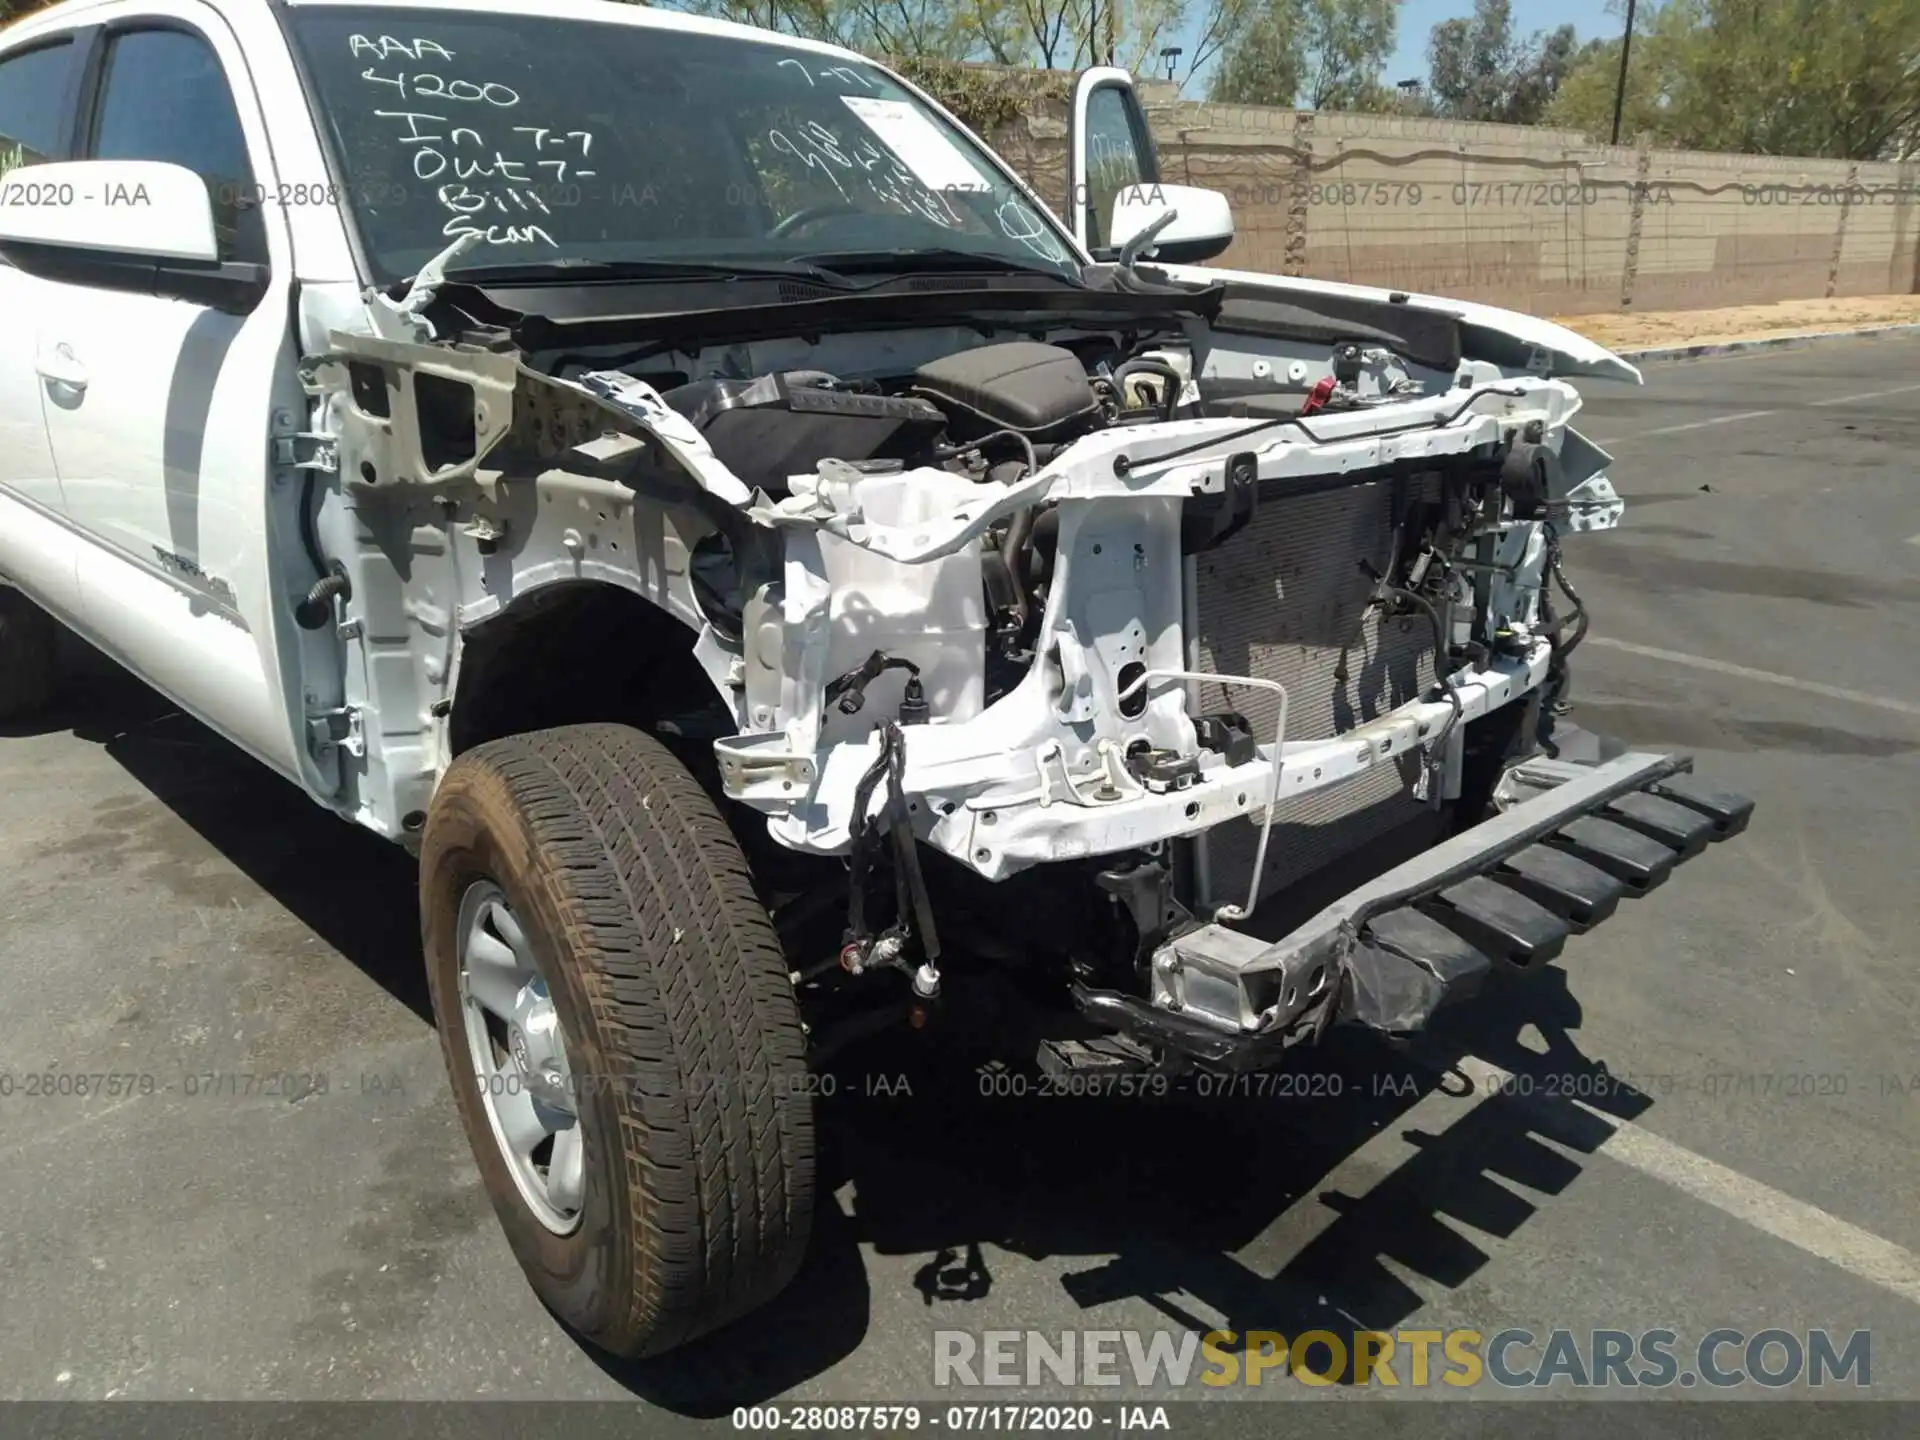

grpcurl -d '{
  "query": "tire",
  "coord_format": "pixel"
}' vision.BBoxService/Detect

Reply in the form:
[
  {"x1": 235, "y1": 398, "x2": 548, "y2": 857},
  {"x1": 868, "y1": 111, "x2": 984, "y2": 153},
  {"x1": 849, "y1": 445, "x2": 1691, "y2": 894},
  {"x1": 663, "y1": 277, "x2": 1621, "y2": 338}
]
[
  {"x1": 0, "y1": 587, "x2": 58, "y2": 722},
  {"x1": 420, "y1": 722, "x2": 815, "y2": 1358}
]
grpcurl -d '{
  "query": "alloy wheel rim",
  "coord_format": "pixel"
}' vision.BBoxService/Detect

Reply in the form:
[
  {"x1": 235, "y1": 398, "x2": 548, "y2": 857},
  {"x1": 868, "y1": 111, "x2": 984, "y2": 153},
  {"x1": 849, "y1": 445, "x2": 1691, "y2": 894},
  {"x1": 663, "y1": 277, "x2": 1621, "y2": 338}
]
[{"x1": 455, "y1": 880, "x2": 585, "y2": 1235}]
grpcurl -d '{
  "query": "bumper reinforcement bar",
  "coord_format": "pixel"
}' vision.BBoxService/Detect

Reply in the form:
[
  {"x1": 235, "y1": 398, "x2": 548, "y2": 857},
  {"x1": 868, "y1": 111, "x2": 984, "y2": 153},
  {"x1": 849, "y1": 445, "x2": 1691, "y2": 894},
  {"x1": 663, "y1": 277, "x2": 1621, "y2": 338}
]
[{"x1": 1072, "y1": 747, "x2": 1753, "y2": 1070}]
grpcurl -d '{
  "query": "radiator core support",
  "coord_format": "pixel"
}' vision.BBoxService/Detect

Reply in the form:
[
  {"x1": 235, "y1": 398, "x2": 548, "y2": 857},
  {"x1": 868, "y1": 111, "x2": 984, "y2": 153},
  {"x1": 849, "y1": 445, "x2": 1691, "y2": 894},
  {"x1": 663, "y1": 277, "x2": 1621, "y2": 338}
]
[{"x1": 1187, "y1": 479, "x2": 1440, "y2": 909}]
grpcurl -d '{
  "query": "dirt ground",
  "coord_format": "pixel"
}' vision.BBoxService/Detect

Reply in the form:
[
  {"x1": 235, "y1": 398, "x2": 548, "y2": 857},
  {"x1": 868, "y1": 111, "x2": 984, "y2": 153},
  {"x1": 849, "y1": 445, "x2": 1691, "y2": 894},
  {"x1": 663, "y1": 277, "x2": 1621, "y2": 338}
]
[{"x1": 1552, "y1": 293, "x2": 1920, "y2": 351}]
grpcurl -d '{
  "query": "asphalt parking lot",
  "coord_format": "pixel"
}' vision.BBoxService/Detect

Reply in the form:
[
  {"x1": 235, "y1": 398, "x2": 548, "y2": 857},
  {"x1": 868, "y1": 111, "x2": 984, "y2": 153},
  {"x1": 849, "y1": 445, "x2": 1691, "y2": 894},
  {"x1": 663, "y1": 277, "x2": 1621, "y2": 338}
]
[{"x1": 1, "y1": 335, "x2": 1917, "y2": 1422}]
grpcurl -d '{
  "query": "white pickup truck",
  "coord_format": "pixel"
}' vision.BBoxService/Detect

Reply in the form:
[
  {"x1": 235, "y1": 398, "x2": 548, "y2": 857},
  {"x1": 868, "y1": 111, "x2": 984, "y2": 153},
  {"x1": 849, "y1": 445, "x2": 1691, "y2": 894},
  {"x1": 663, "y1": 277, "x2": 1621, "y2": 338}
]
[{"x1": 0, "y1": 0, "x2": 1751, "y2": 1359}]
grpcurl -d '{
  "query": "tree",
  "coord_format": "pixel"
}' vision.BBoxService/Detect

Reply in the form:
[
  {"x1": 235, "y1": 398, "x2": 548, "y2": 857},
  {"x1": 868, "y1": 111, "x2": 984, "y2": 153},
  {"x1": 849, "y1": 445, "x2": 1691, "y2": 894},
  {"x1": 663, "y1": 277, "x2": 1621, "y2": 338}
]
[
  {"x1": 1545, "y1": 2, "x2": 1693, "y2": 144},
  {"x1": 656, "y1": 0, "x2": 988, "y2": 53},
  {"x1": 1006, "y1": 0, "x2": 1189, "y2": 70},
  {"x1": 1501, "y1": 19, "x2": 1579, "y2": 123},
  {"x1": 1010, "y1": 0, "x2": 1094, "y2": 67},
  {"x1": 1383, "y1": 81, "x2": 1441, "y2": 118},
  {"x1": 1547, "y1": 0, "x2": 1920, "y2": 159},
  {"x1": 659, "y1": 0, "x2": 1232, "y2": 85},
  {"x1": 1208, "y1": 0, "x2": 1303, "y2": 104},
  {"x1": 1681, "y1": 0, "x2": 1920, "y2": 158},
  {"x1": 993, "y1": 0, "x2": 1246, "y2": 80},
  {"x1": 0, "y1": 0, "x2": 59, "y2": 21},
  {"x1": 1427, "y1": 0, "x2": 1579, "y2": 124},
  {"x1": 1297, "y1": 0, "x2": 1395, "y2": 108},
  {"x1": 1179, "y1": 0, "x2": 1259, "y2": 88},
  {"x1": 830, "y1": 0, "x2": 1019, "y2": 60},
  {"x1": 1208, "y1": 0, "x2": 1396, "y2": 110}
]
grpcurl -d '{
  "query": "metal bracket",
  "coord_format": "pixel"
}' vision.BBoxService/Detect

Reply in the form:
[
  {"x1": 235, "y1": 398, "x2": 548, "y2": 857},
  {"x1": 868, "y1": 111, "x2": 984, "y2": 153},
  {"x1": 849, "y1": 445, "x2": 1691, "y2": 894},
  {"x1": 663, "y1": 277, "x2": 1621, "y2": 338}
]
[
  {"x1": 366, "y1": 230, "x2": 485, "y2": 343},
  {"x1": 460, "y1": 515, "x2": 508, "y2": 552},
  {"x1": 1150, "y1": 924, "x2": 1330, "y2": 1033},
  {"x1": 306, "y1": 706, "x2": 366, "y2": 760},
  {"x1": 1560, "y1": 474, "x2": 1625, "y2": 533},
  {"x1": 1493, "y1": 755, "x2": 1596, "y2": 809},
  {"x1": 273, "y1": 431, "x2": 339, "y2": 474},
  {"x1": 713, "y1": 731, "x2": 817, "y2": 805}
]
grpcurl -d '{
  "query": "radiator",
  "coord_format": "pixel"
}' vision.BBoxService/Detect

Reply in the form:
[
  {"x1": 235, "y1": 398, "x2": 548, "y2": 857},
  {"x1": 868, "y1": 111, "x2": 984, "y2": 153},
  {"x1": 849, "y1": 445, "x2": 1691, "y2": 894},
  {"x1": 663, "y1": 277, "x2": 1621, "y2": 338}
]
[{"x1": 1188, "y1": 480, "x2": 1438, "y2": 908}]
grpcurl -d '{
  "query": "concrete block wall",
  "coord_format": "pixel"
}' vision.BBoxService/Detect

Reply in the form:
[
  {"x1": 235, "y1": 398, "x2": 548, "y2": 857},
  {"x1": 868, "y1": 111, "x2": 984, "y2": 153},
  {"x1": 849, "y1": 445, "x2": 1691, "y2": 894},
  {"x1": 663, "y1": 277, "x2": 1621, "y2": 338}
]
[{"x1": 985, "y1": 88, "x2": 1919, "y2": 314}]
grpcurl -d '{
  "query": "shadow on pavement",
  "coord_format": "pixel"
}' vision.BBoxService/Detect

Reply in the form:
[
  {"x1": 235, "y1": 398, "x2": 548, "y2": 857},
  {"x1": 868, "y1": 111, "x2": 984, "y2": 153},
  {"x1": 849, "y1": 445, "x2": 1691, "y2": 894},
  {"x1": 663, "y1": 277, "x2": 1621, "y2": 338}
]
[{"x1": 40, "y1": 633, "x2": 431, "y2": 1018}]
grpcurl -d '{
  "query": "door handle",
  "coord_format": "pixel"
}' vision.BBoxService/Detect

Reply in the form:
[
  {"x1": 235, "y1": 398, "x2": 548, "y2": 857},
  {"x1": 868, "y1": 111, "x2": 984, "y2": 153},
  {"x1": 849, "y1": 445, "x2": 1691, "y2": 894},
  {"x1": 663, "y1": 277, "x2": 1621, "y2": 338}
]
[{"x1": 36, "y1": 343, "x2": 89, "y2": 392}]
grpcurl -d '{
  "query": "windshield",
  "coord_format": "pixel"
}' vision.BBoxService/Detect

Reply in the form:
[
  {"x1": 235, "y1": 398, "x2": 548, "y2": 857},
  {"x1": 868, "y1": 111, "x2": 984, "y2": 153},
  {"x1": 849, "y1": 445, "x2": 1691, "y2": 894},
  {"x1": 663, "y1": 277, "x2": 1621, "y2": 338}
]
[{"x1": 282, "y1": 7, "x2": 1079, "y2": 286}]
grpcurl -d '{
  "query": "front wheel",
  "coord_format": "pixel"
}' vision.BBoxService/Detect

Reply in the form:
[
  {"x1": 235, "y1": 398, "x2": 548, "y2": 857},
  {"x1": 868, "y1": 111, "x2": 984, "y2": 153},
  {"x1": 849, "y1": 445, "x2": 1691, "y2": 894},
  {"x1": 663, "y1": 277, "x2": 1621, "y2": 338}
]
[{"x1": 420, "y1": 723, "x2": 815, "y2": 1357}]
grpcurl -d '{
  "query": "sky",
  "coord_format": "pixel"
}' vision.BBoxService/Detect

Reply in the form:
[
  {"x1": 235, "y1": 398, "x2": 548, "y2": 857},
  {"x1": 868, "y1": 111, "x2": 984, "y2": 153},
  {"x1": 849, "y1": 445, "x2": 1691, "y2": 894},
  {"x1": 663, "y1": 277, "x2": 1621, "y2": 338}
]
[{"x1": 1172, "y1": 0, "x2": 1627, "y2": 97}]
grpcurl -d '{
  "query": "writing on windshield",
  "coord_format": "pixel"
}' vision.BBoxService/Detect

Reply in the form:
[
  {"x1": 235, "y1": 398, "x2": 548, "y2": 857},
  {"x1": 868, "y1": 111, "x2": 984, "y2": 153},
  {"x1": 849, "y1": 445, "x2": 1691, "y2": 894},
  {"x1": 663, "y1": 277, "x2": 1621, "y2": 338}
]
[
  {"x1": 287, "y1": 9, "x2": 1079, "y2": 282},
  {"x1": 348, "y1": 33, "x2": 566, "y2": 248}
]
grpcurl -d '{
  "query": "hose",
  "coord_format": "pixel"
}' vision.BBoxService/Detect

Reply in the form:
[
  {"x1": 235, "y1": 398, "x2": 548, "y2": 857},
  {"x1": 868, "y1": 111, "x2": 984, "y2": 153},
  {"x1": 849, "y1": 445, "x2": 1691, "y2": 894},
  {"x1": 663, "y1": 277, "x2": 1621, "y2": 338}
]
[
  {"x1": 1548, "y1": 541, "x2": 1590, "y2": 659},
  {"x1": 294, "y1": 567, "x2": 352, "y2": 630},
  {"x1": 931, "y1": 427, "x2": 1038, "y2": 476},
  {"x1": 1000, "y1": 503, "x2": 1034, "y2": 579},
  {"x1": 297, "y1": 472, "x2": 328, "y2": 581},
  {"x1": 998, "y1": 504, "x2": 1035, "y2": 634},
  {"x1": 294, "y1": 468, "x2": 347, "y2": 630},
  {"x1": 1376, "y1": 581, "x2": 1465, "y2": 767},
  {"x1": 990, "y1": 451, "x2": 1040, "y2": 634},
  {"x1": 844, "y1": 737, "x2": 895, "y2": 947},
  {"x1": 1358, "y1": 543, "x2": 1463, "y2": 764},
  {"x1": 1539, "y1": 528, "x2": 1589, "y2": 725},
  {"x1": 883, "y1": 723, "x2": 941, "y2": 970},
  {"x1": 1110, "y1": 359, "x2": 1185, "y2": 422}
]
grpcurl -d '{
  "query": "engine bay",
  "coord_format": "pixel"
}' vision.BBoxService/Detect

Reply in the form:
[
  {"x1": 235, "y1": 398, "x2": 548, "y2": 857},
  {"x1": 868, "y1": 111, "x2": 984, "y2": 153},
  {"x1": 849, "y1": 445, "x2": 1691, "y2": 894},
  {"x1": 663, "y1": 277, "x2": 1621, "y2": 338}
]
[{"x1": 545, "y1": 317, "x2": 1573, "y2": 745}]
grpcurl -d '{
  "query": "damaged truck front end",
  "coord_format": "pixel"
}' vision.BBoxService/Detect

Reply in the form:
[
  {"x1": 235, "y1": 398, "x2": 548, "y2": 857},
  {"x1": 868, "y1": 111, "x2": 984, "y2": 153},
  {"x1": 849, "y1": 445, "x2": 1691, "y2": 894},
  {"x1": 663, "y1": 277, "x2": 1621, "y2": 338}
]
[
  {"x1": 712, "y1": 335, "x2": 1747, "y2": 1070},
  {"x1": 244, "y1": 2, "x2": 1761, "y2": 1355},
  {"x1": 298, "y1": 257, "x2": 1747, "y2": 1078}
]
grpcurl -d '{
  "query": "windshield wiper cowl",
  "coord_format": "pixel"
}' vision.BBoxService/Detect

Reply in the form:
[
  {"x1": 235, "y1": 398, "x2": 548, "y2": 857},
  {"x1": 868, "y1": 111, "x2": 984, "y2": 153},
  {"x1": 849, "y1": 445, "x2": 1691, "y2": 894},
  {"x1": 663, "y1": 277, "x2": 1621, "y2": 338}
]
[
  {"x1": 787, "y1": 247, "x2": 1085, "y2": 286},
  {"x1": 444, "y1": 256, "x2": 855, "y2": 289}
]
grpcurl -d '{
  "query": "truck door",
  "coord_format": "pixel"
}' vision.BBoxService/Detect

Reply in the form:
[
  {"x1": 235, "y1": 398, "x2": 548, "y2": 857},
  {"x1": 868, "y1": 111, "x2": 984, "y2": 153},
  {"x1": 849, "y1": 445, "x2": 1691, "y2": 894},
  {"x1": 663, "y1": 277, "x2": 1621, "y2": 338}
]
[
  {"x1": 33, "y1": 6, "x2": 301, "y2": 779},
  {"x1": 0, "y1": 30, "x2": 84, "y2": 620},
  {"x1": 1067, "y1": 67, "x2": 1161, "y2": 258}
]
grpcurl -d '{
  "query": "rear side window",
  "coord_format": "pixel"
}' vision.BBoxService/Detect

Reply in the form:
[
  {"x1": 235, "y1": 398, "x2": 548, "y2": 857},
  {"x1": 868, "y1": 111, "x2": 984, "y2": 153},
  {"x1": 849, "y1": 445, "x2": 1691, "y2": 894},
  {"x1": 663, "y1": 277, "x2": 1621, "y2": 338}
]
[
  {"x1": 86, "y1": 27, "x2": 264, "y2": 262},
  {"x1": 0, "y1": 39, "x2": 73, "y2": 177}
]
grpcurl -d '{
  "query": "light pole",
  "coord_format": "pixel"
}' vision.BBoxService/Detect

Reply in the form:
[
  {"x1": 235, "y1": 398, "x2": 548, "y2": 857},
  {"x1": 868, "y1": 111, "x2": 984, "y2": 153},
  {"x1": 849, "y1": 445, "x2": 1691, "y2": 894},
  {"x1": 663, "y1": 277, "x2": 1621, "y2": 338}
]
[
  {"x1": 1610, "y1": 0, "x2": 1638, "y2": 145},
  {"x1": 1160, "y1": 45, "x2": 1182, "y2": 83}
]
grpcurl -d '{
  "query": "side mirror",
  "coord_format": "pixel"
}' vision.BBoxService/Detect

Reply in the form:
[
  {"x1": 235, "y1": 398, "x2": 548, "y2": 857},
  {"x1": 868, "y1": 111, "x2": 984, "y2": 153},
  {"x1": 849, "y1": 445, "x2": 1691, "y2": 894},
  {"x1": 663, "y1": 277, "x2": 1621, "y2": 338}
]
[
  {"x1": 1109, "y1": 183, "x2": 1234, "y2": 265},
  {"x1": 0, "y1": 159, "x2": 221, "y2": 264}
]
